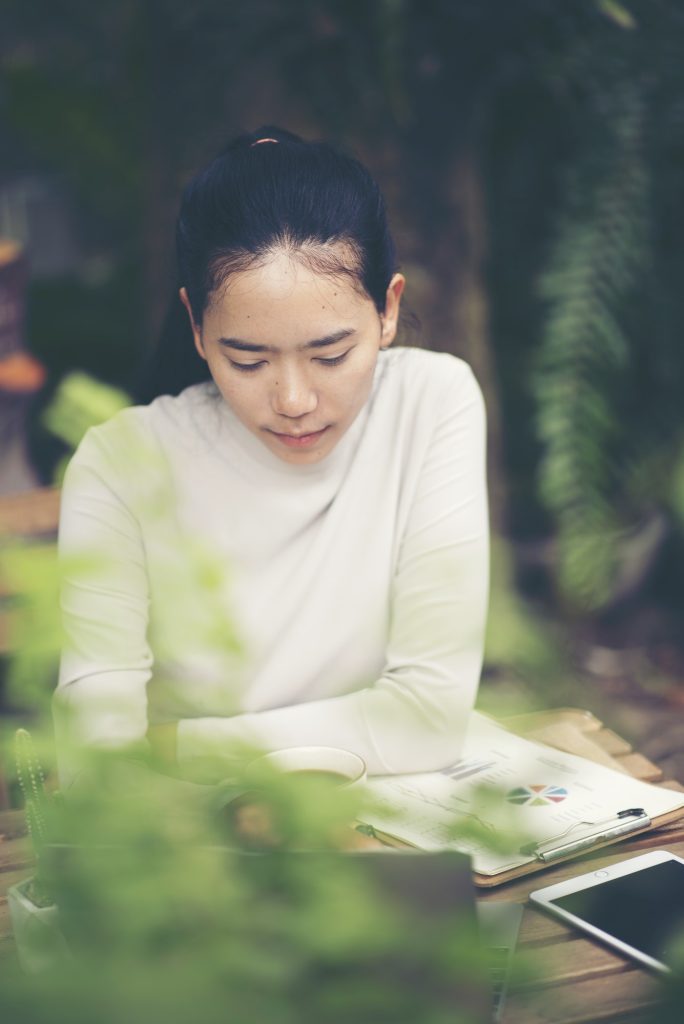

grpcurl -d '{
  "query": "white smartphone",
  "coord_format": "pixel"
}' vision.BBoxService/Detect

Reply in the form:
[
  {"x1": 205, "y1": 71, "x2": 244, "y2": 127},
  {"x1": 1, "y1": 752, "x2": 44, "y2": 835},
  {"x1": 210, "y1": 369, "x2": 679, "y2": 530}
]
[{"x1": 529, "y1": 850, "x2": 684, "y2": 974}]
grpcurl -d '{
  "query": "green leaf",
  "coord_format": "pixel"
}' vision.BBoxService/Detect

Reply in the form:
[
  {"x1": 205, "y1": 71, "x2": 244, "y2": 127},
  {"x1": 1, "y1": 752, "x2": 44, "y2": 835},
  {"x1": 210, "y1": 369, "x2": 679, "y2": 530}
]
[{"x1": 597, "y1": 1, "x2": 638, "y2": 31}]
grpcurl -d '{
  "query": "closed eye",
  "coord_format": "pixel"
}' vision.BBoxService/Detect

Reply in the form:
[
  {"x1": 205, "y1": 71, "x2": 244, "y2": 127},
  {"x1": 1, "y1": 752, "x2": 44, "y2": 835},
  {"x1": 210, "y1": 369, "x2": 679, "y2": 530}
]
[
  {"x1": 317, "y1": 349, "x2": 351, "y2": 367},
  {"x1": 228, "y1": 348, "x2": 352, "y2": 372},
  {"x1": 228, "y1": 360, "x2": 265, "y2": 372}
]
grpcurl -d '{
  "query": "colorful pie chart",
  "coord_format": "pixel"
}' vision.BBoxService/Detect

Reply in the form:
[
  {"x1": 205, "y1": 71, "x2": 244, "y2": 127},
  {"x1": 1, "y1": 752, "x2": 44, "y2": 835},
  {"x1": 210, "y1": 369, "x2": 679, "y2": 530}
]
[{"x1": 506, "y1": 784, "x2": 568, "y2": 807}]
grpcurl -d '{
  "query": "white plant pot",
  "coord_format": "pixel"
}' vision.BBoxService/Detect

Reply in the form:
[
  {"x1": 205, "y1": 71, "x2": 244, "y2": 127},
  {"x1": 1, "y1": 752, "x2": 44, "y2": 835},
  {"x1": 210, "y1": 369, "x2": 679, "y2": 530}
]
[{"x1": 7, "y1": 877, "x2": 70, "y2": 974}]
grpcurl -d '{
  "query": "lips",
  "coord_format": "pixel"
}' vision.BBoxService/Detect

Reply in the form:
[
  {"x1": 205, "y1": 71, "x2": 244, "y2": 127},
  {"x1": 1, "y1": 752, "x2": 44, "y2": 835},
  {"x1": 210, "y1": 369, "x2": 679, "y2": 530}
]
[{"x1": 269, "y1": 426, "x2": 330, "y2": 449}]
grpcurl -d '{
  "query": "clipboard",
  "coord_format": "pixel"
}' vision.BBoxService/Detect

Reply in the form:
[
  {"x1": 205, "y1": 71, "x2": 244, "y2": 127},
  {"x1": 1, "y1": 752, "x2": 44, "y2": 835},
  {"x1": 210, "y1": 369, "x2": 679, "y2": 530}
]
[
  {"x1": 360, "y1": 708, "x2": 684, "y2": 888},
  {"x1": 472, "y1": 708, "x2": 684, "y2": 887}
]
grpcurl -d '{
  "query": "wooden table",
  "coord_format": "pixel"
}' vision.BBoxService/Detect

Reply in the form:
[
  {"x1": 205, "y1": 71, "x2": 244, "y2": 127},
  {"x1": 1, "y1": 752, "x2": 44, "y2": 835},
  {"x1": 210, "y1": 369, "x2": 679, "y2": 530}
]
[
  {"x1": 479, "y1": 711, "x2": 684, "y2": 1023},
  {"x1": 1, "y1": 711, "x2": 682, "y2": 1021},
  {"x1": 480, "y1": 824, "x2": 684, "y2": 1023},
  {"x1": 0, "y1": 807, "x2": 30, "y2": 971}
]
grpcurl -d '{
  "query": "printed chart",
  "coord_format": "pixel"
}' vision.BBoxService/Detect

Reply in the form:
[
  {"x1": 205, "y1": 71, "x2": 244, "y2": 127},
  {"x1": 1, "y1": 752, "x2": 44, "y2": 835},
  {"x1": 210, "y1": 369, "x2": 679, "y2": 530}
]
[
  {"x1": 506, "y1": 785, "x2": 568, "y2": 807},
  {"x1": 361, "y1": 713, "x2": 684, "y2": 875}
]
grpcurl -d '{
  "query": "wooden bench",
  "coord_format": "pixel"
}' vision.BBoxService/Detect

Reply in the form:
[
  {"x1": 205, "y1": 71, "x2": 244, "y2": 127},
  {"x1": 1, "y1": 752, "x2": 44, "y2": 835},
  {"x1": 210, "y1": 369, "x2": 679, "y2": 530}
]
[
  {"x1": 0, "y1": 486, "x2": 60, "y2": 652},
  {"x1": 0, "y1": 487, "x2": 60, "y2": 541}
]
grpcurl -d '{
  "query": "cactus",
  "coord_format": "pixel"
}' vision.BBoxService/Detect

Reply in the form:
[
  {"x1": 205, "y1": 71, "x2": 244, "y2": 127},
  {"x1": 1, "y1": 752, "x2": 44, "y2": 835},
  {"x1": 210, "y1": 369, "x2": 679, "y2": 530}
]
[{"x1": 14, "y1": 729, "x2": 54, "y2": 907}]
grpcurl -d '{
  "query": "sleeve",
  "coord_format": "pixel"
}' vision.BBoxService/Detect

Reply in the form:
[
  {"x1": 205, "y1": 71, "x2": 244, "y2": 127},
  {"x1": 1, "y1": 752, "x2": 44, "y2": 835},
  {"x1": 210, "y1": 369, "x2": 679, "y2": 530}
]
[
  {"x1": 53, "y1": 431, "x2": 153, "y2": 784},
  {"x1": 177, "y1": 367, "x2": 489, "y2": 777}
]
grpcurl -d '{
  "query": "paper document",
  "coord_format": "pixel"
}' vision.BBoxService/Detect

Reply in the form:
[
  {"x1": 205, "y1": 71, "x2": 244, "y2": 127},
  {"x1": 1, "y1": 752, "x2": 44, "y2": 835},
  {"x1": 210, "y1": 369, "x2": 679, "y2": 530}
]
[{"x1": 361, "y1": 714, "x2": 684, "y2": 875}]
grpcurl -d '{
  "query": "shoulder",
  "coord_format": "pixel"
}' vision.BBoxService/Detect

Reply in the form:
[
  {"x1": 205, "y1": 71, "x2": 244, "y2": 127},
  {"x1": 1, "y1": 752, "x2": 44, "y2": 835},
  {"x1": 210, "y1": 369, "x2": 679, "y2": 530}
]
[
  {"x1": 63, "y1": 382, "x2": 218, "y2": 493},
  {"x1": 376, "y1": 346, "x2": 485, "y2": 421},
  {"x1": 70, "y1": 383, "x2": 216, "y2": 456}
]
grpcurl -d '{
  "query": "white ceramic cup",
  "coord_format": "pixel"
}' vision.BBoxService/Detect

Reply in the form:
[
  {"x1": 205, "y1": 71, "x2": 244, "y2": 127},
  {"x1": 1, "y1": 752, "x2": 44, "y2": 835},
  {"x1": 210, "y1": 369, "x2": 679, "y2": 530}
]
[{"x1": 245, "y1": 746, "x2": 367, "y2": 790}]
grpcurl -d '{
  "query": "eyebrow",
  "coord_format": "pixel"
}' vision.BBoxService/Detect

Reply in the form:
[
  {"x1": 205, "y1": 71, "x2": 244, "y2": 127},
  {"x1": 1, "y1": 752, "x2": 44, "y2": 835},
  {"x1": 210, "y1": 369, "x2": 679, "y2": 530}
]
[{"x1": 217, "y1": 328, "x2": 356, "y2": 354}]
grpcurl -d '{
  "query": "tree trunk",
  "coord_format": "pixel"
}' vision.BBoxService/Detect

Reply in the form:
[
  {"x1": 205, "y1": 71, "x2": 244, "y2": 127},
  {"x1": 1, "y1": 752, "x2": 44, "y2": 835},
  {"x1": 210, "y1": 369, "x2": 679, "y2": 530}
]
[
  {"x1": 446, "y1": 150, "x2": 505, "y2": 534},
  {"x1": 407, "y1": 145, "x2": 507, "y2": 534}
]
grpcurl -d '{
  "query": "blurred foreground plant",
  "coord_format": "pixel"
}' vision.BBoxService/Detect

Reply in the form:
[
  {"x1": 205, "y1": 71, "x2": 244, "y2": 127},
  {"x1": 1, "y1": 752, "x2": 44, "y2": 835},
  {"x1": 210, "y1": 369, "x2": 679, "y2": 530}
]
[
  {"x1": 0, "y1": 360, "x2": 525, "y2": 1019},
  {"x1": 13, "y1": 729, "x2": 57, "y2": 908},
  {"x1": 0, "y1": 542, "x2": 63, "y2": 713},
  {"x1": 42, "y1": 372, "x2": 130, "y2": 484},
  {"x1": 1, "y1": 737, "x2": 496, "y2": 1024}
]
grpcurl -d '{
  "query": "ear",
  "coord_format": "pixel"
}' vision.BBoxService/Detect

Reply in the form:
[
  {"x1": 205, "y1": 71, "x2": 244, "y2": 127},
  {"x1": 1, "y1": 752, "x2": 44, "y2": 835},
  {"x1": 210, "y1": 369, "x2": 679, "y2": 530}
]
[
  {"x1": 379, "y1": 273, "x2": 405, "y2": 349},
  {"x1": 179, "y1": 287, "x2": 206, "y2": 361}
]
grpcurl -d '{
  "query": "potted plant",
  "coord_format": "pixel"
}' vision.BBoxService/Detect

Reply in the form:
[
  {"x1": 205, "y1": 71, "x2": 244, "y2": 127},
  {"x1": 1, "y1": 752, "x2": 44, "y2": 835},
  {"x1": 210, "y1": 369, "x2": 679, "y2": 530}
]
[{"x1": 7, "y1": 728, "x2": 70, "y2": 973}]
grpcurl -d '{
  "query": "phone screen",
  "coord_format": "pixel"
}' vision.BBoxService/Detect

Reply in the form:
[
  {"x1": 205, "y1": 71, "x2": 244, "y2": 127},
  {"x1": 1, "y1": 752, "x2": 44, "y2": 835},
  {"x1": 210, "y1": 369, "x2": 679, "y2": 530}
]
[{"x1": 550, "y1": 860, "x2": 684, "y2": 968}]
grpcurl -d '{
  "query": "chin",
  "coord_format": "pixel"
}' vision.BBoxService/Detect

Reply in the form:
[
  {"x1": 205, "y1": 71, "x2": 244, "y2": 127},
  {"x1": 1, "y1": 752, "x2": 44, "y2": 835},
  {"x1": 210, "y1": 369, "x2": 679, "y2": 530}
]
[{"x1": 275, "y1": 445, "x2": 330, "y2": 465}]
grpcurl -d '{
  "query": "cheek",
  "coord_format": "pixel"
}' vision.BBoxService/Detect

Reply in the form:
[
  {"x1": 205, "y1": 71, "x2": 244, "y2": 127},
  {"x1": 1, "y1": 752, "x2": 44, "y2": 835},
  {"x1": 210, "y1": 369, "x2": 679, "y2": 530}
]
[
  {"x1": 337, "y1": 354, "x2": 378, "y2": 400},
  {"x1": 208, "y1": 361, "x2": 260, "y2": 409},
  {"x1": 221, "y1": 378, "x2": 261, "y2": 410}
]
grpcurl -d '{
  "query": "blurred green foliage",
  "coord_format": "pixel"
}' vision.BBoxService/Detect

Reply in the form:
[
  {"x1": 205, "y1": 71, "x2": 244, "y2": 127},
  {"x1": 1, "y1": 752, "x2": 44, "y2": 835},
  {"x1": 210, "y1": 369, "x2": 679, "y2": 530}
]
[
  {"x1": 42, "y1": 371, "x2": 130, "y2": 483},
  {"x1": 0, "y1": 740, "x2": 494, "y2": 1024},
  {"x1": 0, "y1": 374, "x2": 530, "y2": 1021},
  {"x1": 534, "y1": 82, "x2": 649, "y2": 607},
  {"x1": 4, "y1": 0, "x2": 684, "y2": 621},
  {"x1": 0, "y1": 369, "x2": 676, "y2": 1020},
  {"x1": 0, "y1": 542, "x2": 63, "y2": 712}
]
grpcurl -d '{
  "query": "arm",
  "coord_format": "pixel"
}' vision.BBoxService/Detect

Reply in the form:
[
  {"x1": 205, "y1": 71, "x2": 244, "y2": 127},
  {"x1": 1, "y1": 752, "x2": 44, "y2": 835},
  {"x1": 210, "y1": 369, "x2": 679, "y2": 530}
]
[
  {"x1": 54, "y1": 432, "x2": 153, "y2": 786},
  {"x1": 177, "y1": 368, "x2": 489, "y2": 777}
]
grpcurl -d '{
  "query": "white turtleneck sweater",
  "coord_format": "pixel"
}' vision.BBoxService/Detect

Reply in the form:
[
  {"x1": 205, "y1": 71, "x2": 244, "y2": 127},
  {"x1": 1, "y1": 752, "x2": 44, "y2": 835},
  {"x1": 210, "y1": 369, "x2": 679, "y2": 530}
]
[{"x1": 55, "y1": 346, "x2": 489, "y2": 781}]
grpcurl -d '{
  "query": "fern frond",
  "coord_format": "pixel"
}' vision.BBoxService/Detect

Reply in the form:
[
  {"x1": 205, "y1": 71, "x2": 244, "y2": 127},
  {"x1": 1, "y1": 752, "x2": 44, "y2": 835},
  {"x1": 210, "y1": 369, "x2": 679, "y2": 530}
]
[{"x1": 534, "y1": 83, "x2": 650, "y2": 608}]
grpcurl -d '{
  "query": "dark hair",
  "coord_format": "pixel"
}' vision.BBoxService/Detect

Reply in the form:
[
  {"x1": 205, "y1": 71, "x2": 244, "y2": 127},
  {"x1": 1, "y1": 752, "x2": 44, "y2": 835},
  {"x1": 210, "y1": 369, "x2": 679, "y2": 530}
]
[{"x1": 137, "y1": 125, "x2": 398, "y2": 401}]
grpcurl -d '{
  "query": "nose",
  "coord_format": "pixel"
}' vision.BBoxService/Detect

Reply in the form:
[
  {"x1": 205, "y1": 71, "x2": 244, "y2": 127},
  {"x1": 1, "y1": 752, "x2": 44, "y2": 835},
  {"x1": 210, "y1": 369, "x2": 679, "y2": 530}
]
[{"x1": 270, "y1": 367, "x2": 318, "y2": 418}]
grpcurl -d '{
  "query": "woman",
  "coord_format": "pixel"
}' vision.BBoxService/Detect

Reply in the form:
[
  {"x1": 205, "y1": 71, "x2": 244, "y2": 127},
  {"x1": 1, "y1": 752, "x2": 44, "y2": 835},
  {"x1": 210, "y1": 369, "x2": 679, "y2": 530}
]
[{"x1": 55, "y1": 126, "x2": 489, "y2": 787}]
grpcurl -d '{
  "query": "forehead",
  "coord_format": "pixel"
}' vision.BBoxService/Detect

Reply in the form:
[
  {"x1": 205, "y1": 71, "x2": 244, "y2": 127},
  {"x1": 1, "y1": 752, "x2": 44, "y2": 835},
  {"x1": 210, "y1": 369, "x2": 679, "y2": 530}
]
[{"x1": 203, "y1": 251, "x2": 376, "y2": 342}]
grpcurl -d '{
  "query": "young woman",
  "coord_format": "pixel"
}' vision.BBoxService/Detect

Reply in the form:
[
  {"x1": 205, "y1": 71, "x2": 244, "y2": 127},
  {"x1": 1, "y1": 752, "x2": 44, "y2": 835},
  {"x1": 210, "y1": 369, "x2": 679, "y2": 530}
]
[{"x1": 55, "y1": 126, "x2": 489, "y2": 786}]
